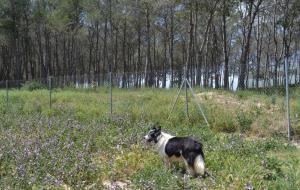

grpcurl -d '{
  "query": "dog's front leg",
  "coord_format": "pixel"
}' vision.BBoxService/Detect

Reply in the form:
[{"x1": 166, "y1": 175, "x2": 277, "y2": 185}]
[{"x1": 163, "y1": 157, "x2": 171, "y2": 169}]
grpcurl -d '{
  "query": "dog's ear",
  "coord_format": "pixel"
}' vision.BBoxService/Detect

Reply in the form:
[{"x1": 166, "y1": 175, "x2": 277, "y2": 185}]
[
  {"x1": 157, "y1": 125, "x2": 161, "y2": 131},
  {"x1": 154, "y1": 122, "x2": 160, "y2": 128},
  {"x1": 152, "y1": 122, "x2": 159, "y2": 130}
]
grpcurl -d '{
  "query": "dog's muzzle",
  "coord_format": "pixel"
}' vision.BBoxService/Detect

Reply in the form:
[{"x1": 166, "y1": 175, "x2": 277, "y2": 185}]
[{"x1": 144, "y1": 135, "x2": 152, "y2": 142}]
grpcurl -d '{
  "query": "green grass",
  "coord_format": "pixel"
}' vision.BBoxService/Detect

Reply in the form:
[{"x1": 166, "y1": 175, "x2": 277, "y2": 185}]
[{"x1": 0, "y1": 88, "x2": 299, "y2": 189}]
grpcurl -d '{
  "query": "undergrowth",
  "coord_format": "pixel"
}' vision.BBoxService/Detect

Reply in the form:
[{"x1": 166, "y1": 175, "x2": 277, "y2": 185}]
[{"x1": 0, "y1": 88, "x2": 299, "y2": 189}]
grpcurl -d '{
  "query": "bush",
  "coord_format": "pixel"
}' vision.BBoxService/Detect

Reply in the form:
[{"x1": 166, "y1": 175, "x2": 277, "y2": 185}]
[
  {"x1": 211, "y1": 110, "x2": 237, "y2": 133},
  {"x1": 22, "y1": 81, "x2": 46, "y2": 91},
  {"x1": 292, "y1": 100, "x2": 300, "y2": 138},
  {"x1": 294, "y1": 125, "x2": 300, "y2": 139},
  {"x1": 262, "y1": 157, "x2": 283, "y2": 180},
  {"x1": 292, "y1": 100, "x2": 300, "y2": 116},
  {"x1": 0, "y1": 97, "x2": 6, "y2": 114},
  {"x1": 236, "y1": 111, "x2": 253, "y2": 133},
  {"x1": 271, "y1": 95, "x2": 277, "y2": 105},
  {"x1": 236, "y1": 91, "x2": 256, "y2": 99}
]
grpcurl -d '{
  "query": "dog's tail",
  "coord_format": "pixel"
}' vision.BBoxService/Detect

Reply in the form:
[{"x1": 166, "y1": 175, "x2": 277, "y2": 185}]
[{"x1": 194, "y1": 155, "x2": 205, "y2": 176}]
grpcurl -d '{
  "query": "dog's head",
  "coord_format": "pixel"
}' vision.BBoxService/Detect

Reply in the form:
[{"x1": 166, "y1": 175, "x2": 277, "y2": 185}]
[{"x1": 144, "y1": 125, "x2": 161, "y2": 143}]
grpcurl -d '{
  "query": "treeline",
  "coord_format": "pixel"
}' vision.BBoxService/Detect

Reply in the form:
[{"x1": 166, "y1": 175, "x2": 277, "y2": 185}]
[{"x1": 0, "y1": 0, "x2": 299, "y2": 89}]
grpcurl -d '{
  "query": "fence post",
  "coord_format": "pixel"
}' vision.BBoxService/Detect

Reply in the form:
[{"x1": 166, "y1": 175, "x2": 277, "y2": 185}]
[
  {"x1": 284, "y1": 57, "x2": 291, "y2": 141},
  {"x1": 109, "y1": 72, "x2": 112, "y2": 116},
  {"x1": 6, "y1": 80, "x2": 8, "y2": 109},
  {"x1": 49, "y1": 76, "x2": 52, "y2": 110}
]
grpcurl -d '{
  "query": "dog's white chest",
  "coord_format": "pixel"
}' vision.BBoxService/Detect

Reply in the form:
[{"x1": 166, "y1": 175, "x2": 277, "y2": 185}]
[{"x1": 155, "y1": 132, "x2": 174, "y2": 159}]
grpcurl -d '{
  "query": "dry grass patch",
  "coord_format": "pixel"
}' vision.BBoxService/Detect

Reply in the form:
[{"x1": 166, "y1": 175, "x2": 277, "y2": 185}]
[{"x1": 197, "y1": 91, "x2": 287, "y2": 137}]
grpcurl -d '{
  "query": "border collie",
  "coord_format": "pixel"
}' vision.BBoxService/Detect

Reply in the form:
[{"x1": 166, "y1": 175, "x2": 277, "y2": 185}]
[{"x1": 144, "y1": 126, "x2": 205, "y2": 176}]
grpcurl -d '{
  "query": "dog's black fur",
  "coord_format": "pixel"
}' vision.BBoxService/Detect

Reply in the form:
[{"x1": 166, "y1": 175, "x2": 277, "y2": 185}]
[
  {"x1": 165, "y1": 137, "x2": 205, "y2": 168},
  {"x1": 144, "y1": 126, "x2": 205, "y2": 176}
]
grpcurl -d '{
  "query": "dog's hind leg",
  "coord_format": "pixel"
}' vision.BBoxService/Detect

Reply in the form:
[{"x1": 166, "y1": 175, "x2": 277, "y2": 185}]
[
  {"x1": 194, "y1": 155, "x2": 205, "y2": 176},
  {"x1": 187, "y1": 167, "x2": 196, "y2": 176},
  {"x1": 183, "y1": 159, "x2": 195, "y2": 176}
]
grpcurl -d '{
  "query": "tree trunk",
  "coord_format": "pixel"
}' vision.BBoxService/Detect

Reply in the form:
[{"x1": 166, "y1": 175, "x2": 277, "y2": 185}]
[
  {"x1": 122, "y1": 19, "x2": 127, "y2": 88},
  {"x1": 256, "y1": 13, "x2": 262, "y2": 89},
  {"x1": 103, "y1": 16, "x2": 108, "y2": 84},
  {"x1": 222, "y1": 9, "x2": 229, "y2": 89},
  {"x1": 163, "y1": 15, "x2": 168, "y2": 88},
  {"x1": 146, "y1": 7, "x2": 153, "y2": 87},
  {"x1": 136, "y1": 26, "x2": 141, "y2": 88},
  {"x1": 170, "y1": 5, "x2": 174, "y2": 88},
  {"x1": 238, "y1": 0, "x2": 262, "y2": 90}
]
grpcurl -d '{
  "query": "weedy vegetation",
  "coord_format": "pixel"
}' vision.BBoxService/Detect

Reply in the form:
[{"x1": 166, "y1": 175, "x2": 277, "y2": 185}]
[{"x1": 0, "y1": 86, "x2": 299, "y2": 189}]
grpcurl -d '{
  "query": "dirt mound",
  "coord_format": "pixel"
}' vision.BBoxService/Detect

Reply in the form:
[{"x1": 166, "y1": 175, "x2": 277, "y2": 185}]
[
  {"x1": 197, "y1": 92, "x2": 243, "y2": 108},
  {"x1": 196, "y1": 91, "x2": 285, "y2": 137},
  {"x1": 196, "y1": 91, "x2": 280, "y2": 113}
]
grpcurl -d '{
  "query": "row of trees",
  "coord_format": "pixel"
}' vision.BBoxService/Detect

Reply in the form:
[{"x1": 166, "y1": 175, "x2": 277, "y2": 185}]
[{"x1": 0, "y1": 0, "x2": 299, "y2": 89}]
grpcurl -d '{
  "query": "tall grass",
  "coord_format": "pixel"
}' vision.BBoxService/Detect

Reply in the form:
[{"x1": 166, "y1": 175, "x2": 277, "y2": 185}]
[{"x1": 0, "y1": 88, "x2": 299, "y2": 189}]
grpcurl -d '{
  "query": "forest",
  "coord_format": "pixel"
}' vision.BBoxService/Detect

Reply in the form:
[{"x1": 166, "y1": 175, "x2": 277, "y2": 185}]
[
  {"x1": 0, "y1": 0, "x2": 299, "y2": 89},
  {"x1": 1, "y1": 1, "x2": 300, "y2": 189}
]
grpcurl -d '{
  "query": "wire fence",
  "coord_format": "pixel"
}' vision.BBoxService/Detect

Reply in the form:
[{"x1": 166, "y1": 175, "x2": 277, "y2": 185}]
[{"x1": 0, "y1": 69, "x2": 299, "y2": 140}]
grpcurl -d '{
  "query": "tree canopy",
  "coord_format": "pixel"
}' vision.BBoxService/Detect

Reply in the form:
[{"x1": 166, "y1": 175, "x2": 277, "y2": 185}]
[{"x1": 0, "y1": 0, "x2": 299, "y2": 88}]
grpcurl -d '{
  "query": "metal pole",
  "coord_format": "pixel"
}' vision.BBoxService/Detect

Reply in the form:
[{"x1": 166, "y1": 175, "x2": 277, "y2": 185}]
[
  {"x1": 168, "y1": 79, "x2": 185, "y2": 120},
  {"x1": 49, "y1": 76, "x2": 52, "y2": 110},
  {"x1": 185, "y1": 67, "x2": 189, "y2": 118},
  {"x1": 109, "y1": 72, "x2": 112, "y2": 116},
  {"x1": 6, "y1": 80, "x2": 8, "y2": 109},
  {"x1": 284, "y1": 56, "x2": 291, "y2": 141},
  {"x1": 186, "y1": 79, "x2": 210, "y2": 127}
]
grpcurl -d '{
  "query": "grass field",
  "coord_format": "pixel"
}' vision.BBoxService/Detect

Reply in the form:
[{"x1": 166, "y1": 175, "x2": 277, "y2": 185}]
[{"x1": 0, "y1": 87, "x2": 300, "y2": 189}]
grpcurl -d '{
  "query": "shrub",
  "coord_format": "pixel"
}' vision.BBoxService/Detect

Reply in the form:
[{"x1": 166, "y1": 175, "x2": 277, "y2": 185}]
[
  {"x1": 22, "y1": 81, "x2": 46, "y2": 91},
  {"x1": 236, "y1": 111, "x2": 253, "y2": 133},
  {"x1": 0, "y1": 97, "x2": 6, "y2": 113},
  {"x1": 292, "y1": 100, "x2": 300, "y2": 138},
  {"x1": 292, "y1": 100, "x2": 300, "y2": 116},
  {"x1": 262, "y1": 157, "x2": 283, "y2": 180},
  {"x1": 211, "y1": 110, "x2": 237, "y2": 133},
  {"x1": 271, "y1": 95, "x2": 277, "y2": 105},
  {"x1": 294, "y1": 125, "x2": 300, "y2": 139},
  {"x1": 236, "y1": 91, "x2": 255, "y2": 99}
]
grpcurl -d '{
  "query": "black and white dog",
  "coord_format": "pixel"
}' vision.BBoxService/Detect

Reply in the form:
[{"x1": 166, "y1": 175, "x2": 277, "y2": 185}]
[{"x1": 144, "y1": 126, "x2": 205, "y2": 176}]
